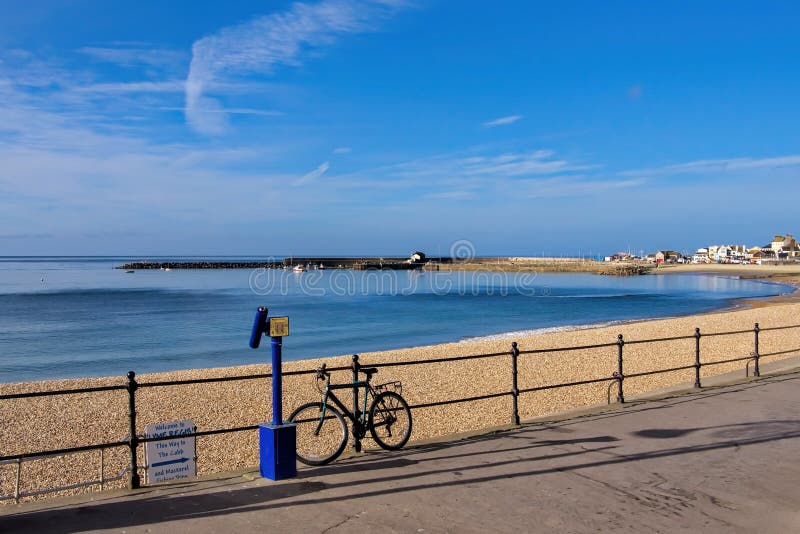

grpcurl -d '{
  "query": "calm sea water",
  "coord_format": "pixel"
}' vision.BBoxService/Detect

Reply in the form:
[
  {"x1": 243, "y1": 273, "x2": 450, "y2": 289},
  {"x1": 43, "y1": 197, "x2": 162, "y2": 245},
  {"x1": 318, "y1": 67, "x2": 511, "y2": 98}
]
[{"x1": 0, "y1": 257, "x2": 791, "y2": 383}]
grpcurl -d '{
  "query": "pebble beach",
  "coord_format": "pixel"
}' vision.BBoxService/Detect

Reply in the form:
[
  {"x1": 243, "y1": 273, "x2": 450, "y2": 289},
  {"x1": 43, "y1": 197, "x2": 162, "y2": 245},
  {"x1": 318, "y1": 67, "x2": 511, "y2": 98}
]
[{"x1": 2, "y1": 276, "x2": 799, "y2": 504}]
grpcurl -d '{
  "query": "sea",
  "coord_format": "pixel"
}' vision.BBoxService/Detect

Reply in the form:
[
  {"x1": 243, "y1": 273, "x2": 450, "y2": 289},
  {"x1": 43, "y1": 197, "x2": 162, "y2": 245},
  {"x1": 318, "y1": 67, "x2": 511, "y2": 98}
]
[{"x1": 0, "y1": 257, "x2": 792, "y2": 383}]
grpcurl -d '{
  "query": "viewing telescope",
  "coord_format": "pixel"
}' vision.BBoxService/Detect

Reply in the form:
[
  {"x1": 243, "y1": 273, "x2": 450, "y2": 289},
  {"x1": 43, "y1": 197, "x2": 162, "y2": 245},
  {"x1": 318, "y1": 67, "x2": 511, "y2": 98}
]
[{"x1": 249, "y1": 306, "x2": 269, "y2": 348}]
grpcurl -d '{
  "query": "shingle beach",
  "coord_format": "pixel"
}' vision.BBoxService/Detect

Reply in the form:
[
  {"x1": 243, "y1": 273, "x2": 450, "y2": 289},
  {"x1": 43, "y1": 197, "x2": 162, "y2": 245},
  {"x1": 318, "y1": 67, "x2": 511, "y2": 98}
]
[{"x1": 2, "y1": 276, "x2": 799, "y2": 503}]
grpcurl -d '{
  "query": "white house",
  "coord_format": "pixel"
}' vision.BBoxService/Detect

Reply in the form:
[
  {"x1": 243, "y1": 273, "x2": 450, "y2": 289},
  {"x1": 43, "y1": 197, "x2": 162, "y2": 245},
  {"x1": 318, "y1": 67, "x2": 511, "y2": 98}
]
[
  {"x1": 771, "y1": 234, "x2": 800, "y2": 258},
  {"x1": 691, "y1": 248, "x2": 710, "y2": 264},
  {"x1": 708, "y1": 244, "x2": 747, "y2": 263}
]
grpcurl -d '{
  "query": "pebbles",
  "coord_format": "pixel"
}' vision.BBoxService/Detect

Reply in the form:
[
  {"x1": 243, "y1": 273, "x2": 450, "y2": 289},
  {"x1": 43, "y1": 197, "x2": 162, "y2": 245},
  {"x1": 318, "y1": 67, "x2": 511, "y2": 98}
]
[{"x1": 2, "y1": 301, "x2": 799, "y2": 504}]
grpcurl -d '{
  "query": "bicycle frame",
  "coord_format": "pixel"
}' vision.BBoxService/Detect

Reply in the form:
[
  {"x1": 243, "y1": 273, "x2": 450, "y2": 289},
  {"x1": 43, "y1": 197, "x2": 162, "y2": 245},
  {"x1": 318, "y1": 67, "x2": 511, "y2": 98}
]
[{"x1": 317, "y1": 379, "x2": 375, "y2": 441}]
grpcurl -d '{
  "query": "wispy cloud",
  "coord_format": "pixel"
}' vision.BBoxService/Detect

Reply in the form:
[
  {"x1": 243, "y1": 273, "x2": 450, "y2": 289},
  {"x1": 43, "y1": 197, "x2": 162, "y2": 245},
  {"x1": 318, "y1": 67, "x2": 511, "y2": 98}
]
[
  {"x1": 321, "y1": 147, "x2": 611, "y2": 203},
  {"x1": 294, "y1": 161, "x2": 330, "y2": 185},
  {"x1": 623, "y1": 155, "x2": 800, "y2": 177},
  {"x1": 386, "y1": 149, "x2": 592, "y2": 181},
  {"x1": 160, "y1": 106, "x2": 283, "y2": 116},
  {"x1": 0, "y1": 77, "x2": 309, "y2": 236},
  {"x1": 79, "y1": 46, "x2": 187, "y2": 69},
  {"x1": 185, "y1": 0, "x2": 405, "y2": 135},
  {"x1": 74, "y1": 80, "x2": 186, "y2": 94},
  {"x1": 459, "y1": 150, "x2": 585, "y2": 177},
  {"x1": 483, "y1": 115, "x2": 522, "y2": 127},
  {"x1": 0, "y1": 51, "x2": 187, "y2": 134},
  {"x1": 333, "y1": 146, "x2": 352, "y2": 154}
]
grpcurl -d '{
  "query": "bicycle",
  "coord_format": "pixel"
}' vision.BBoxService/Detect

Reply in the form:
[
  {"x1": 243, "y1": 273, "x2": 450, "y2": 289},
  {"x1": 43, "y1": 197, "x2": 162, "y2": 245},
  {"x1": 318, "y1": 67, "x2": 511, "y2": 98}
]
[{"x1": 288, "y1": 363, "x2": 413, "y2": 465}]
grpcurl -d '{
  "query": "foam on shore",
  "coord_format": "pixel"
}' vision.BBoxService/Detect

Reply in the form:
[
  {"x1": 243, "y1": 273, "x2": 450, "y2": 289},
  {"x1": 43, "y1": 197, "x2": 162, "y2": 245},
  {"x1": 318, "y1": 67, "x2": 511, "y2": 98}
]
[{"x1": 459, "y1": 321, "x2": 624, "y2": 342}]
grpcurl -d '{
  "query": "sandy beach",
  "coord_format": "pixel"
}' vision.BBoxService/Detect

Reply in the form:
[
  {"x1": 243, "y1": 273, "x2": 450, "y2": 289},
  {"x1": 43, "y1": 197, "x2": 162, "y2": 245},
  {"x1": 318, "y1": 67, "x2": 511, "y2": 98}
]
[{"x1": 2, "y1": 267, "x2": 800, "y2": 503}]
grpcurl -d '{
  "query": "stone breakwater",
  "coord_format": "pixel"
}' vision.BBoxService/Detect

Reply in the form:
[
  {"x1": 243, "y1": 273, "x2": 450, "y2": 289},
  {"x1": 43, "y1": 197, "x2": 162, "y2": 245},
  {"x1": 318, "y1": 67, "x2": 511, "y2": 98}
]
[
  {"x1": 117, "y1": 257, "x2": 653, "y2": 275},
  {"x1": 116, "y1": 257, "x2": 436, "y2": 270},
  {"x1": 119, "y1": 261, "x2": 284, "y2": 269},
  {"x1": 2, "y1": 301, "x2": 799, "y2": 504}
]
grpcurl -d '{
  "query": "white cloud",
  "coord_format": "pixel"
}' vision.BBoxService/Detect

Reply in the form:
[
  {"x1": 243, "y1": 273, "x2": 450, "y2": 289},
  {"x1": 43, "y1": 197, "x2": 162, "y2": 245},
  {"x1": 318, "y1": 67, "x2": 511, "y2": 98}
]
[
  {"x1": 460, "y1": 150, "x2": 581, "y2": 177},
  {"x1": 74, "y1": 80, "x2": 186, "y2": 93},
  {"x1": 294, "y1": 161, "x2": 331, "y2": 185},
  {"x1": 185, "y1": 0, "x2": 404, "y2": 134},
  {"x1": 333, "y1": 146, "x2": 352, "y2": 154},
  {"x1": 623, "y1": 155, "x2": 800, "y2": 177},
  {"x1": 483, "y1": 115, "x2": 522, "y2": 127},
  {"x1": 384, "y1": 149, "x2": 592, "y2": 182},
  {"x1": 160, "y1": 106, "x2": 283, "y2": 116},
  {"x1": 0, "y1": 78, "x2": 308, "y2": 233},
  {"x1": 320, "y1": 147, "x2": 610, "y2": 203},
  {"x1": 79, "y1": 46, "x2": 187, "y2": 68}
]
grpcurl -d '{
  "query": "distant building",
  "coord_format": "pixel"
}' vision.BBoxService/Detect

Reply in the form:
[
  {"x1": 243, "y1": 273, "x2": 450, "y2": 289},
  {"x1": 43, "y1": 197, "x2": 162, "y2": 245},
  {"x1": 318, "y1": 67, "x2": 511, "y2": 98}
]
[
  {"x1": 770, "y1": 234, "x2": 799, "y2": 258},
  {"x1": 606, "y1": 252, "x2": 634, "y2": 262},
  {"x1": 655, "y1": 250, "x2": 682, "y2": 264},
  {"x1": 708, "y1": 244, "x2": 747, "y2": 263},
  {"x1": 691, "y1": 248, "x2": 710, "y2": 264}
]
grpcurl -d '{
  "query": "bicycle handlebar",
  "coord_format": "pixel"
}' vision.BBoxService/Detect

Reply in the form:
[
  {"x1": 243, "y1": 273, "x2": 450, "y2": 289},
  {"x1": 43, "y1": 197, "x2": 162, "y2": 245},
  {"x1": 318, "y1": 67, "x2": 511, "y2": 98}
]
[
  {"x1": 316, "y1": 363, "x2": 329, "y2": 380},
  {"x1": 314, "y1": 363, "x2": 377, "y2": 384}
]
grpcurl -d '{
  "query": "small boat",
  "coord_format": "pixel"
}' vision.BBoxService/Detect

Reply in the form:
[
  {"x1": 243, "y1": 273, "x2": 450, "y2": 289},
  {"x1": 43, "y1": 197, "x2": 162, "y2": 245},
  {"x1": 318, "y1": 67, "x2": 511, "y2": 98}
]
[
  {"x1": 292, "y1": 265, "x2": 306, "y2": 273},
  {"x1": 126, "y1": 270, "x2": 135, "y2": 274}
]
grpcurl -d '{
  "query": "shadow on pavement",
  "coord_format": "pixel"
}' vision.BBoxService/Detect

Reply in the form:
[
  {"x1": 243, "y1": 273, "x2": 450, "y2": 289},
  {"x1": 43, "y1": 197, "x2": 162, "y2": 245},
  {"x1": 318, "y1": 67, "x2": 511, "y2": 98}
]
[{"x1": 3, "y1": 373, "x2": 799, "y2": 533}]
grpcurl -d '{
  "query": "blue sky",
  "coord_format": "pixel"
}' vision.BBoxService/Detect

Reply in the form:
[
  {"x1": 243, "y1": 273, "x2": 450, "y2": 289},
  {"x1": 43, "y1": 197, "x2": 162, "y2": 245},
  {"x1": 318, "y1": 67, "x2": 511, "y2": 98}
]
[{"x1": 1, "y1": 0, "x2": 799, "y2": 257}]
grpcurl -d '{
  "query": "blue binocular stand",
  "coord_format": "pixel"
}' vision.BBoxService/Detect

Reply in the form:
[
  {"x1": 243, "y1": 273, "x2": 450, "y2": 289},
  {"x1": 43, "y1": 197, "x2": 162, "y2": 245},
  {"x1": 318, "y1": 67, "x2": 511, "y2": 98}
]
[{"x1": 250, "y1": 306, "x2": 296, "y2": 480}]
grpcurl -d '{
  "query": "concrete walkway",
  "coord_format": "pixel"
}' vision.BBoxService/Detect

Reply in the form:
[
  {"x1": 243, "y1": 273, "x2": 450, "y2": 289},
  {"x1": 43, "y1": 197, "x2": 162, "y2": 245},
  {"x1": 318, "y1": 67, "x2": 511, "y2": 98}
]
[{"x1": 2, "y1": 371, "x2": 800, "y2": 533}]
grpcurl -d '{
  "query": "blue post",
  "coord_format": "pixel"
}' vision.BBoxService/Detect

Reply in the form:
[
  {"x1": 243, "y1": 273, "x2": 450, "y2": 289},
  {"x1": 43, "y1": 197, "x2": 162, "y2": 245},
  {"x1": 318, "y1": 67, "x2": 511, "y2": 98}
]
[
  {"x1": 271, "y1": 336, "x2": 282, "y2": 426},
  {"x1": 250, "y1": 307, "x2": 296, "y2": 481}
]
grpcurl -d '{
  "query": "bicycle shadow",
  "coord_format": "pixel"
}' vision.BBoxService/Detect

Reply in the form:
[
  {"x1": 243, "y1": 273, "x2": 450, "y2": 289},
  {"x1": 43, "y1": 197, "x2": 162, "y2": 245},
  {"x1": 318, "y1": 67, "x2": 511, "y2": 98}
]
[{"x1": 0, "y1": 433, "x2": 618, "y2": 533}]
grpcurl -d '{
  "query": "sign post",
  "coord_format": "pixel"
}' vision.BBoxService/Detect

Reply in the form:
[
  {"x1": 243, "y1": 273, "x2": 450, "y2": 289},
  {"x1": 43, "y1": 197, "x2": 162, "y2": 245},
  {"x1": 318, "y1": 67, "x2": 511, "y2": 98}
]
[
  {"x1": 250, "y1": 307, "x2": 297, "y2": 481},
  {"x1": 144, "y1": 420, "x2": 196, "y2": 484}
]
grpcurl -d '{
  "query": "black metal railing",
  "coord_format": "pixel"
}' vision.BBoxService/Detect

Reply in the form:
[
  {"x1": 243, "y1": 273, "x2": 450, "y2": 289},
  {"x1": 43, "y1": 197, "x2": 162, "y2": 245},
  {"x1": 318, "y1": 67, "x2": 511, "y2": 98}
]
[{"x1": 1, "y1": 321, "x2": 799, "y2": 500}]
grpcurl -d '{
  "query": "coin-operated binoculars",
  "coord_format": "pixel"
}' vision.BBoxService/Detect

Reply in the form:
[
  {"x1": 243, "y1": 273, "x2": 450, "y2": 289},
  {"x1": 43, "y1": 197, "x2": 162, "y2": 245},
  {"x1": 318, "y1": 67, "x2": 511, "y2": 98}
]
[{"x1": 250, "y1": 306, "x2": 296, "y2": 480}]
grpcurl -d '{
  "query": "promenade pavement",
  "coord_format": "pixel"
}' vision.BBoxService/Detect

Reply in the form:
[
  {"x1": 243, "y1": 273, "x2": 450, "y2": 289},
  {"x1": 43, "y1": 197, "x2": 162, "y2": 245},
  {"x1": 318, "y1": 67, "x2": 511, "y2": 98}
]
[{"x1": 2, "y1": 369, "x2": 799, "y2": 533}]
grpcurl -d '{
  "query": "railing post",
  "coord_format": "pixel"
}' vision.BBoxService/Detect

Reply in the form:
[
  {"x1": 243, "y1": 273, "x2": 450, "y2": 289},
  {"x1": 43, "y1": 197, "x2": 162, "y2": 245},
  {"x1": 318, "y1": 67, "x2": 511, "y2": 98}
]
[
  {"x1": 126, "y1": 371, "x2": 140, "y2": 489},
  {"x1": 511, "y1": 342, "x2": 520, "y2": 426},
  {"x1": 351, "y1": 354, "x2": 362, "y2": 453},
  {"x1": 14, "y1": 458, "x2": 21, "y2": 504},
  {"x1": 100, "y1": 448, "x2": 105, "y2": 491},
  {"x1": 616, "y1": 334, "x2": 625, "y2": 403},
  {"x1": 694, "y1": 327, "x2": 702, "y2": 388},
  {"x1": 753, "y1": 323, "x2": 760, "y2": 377}
]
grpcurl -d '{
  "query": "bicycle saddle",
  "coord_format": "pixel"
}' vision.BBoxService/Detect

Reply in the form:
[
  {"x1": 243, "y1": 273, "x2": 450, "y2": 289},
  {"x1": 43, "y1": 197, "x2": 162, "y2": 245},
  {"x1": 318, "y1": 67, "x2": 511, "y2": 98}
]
[{"x1": 359, "y1": 366, "x2": 378, "y2": 377}]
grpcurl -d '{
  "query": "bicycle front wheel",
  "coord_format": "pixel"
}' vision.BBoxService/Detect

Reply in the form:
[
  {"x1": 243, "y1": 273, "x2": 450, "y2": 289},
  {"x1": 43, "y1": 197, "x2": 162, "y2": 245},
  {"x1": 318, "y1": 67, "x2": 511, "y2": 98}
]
[
  {"x1": 288, "y1": 402, "x2": 348, "y2": 465},
  {"x1": 368, "y1": 391, "x2": 412, "y2": 450}
]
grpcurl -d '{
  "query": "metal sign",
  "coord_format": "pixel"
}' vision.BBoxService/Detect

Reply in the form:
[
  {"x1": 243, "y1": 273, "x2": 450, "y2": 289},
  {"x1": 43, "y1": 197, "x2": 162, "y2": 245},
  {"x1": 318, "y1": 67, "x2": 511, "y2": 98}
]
[
  {"x1": 144, "y1": 419, "x2": 197, "y2": 483},
  {"x1": 269, "y1": 316, "x2": 290, "y2": 337}
]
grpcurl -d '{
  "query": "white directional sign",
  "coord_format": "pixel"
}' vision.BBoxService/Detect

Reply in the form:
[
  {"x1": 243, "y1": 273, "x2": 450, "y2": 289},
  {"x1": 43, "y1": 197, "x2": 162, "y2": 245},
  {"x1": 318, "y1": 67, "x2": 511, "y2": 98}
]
[{"x1": 144, "y1": 419, "x2": 197, "y2": 483}]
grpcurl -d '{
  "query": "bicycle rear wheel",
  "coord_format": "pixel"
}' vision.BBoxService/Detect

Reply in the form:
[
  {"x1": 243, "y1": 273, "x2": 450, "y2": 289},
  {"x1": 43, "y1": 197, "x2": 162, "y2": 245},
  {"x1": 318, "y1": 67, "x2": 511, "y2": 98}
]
[
  {"x1": 368, "y1": 391, "x2": 412, "y2": 450},
  {"x1": 288, "y1": 402, "x2": 348, "y2": 465}
]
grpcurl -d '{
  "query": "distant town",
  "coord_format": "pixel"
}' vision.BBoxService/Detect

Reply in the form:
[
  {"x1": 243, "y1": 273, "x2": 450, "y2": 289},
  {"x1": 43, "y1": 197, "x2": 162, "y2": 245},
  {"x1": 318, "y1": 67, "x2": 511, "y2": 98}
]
[{"x1": 606, "y1": 233, "x2": 800, "y2": 265}]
